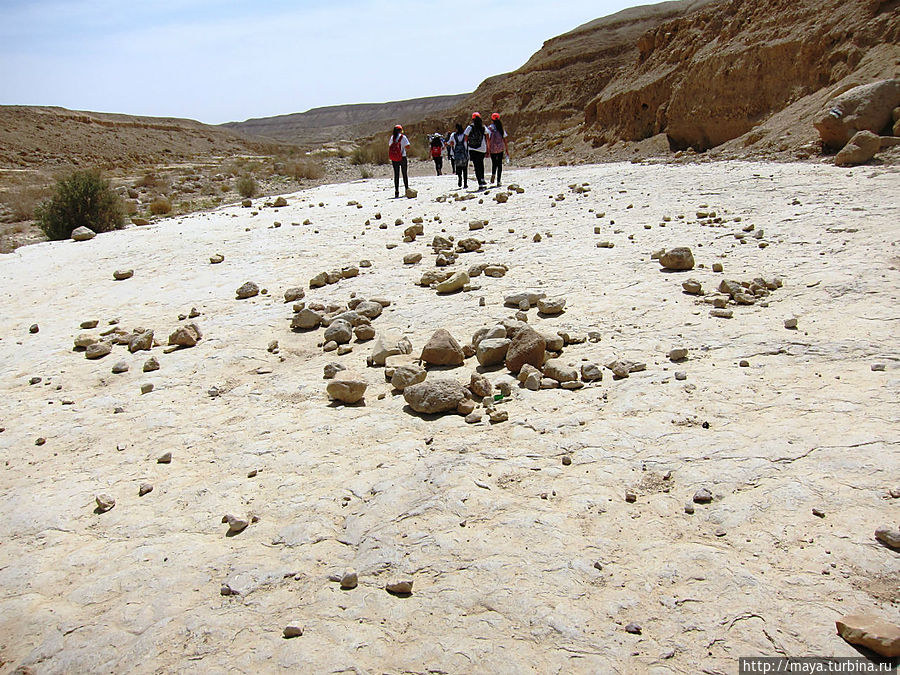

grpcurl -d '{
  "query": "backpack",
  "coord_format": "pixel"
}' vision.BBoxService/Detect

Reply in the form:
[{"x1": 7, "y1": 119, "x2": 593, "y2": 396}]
[
  {"x1": 467, "y1": 124, "x2": 484, "y2": 149},
  {"x1": 430, "y1": 135, "x2": 443, "y2": 157},
  {"x1": 389, "y1": 135, "x2": 403, "y2": 162},
  {"x1": 488, "y1": 126, "x2": 504, "y2": 153},
  {"x1": 453, "y1": 133, "x2": 468, "y2": 163}
]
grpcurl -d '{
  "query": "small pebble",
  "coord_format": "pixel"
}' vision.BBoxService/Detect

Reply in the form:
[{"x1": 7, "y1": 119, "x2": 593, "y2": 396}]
[
  {"x1": 871, "y1": 363, "x2": 885, "y2": 372},
  {"x1": 139, "y1": 483, "x2": 153, "y2": 496},
  {"x1": 812, "y1": 508, "x2": 826, "y2": 518},
  {"x1": 95, "y1": 493, "x2": 115, "y2": 512},
  {"x1": 714, "y1": 527, "x2": 727, "y2": 537},
  {"x1": 625, "y1": 491, "x2": 637, "y2": 503},
  {"x1": 784, "y1": 317, "x2": 798, "y2": 329},
  {"x1": 140, "y1": 383, "x2": 154, "y2": 394},
  {"x1": 157, "y1": 452, "x2": 172, "y2": 464},
  {"x1": 247, "y1": 469, "x2": 258, "y2": 478},
  {"x1": 29, "y1": 324, "x2": 39, "y2": 333},
  {"x1": 340, "y1": 570, "x2": 358, "y2": 589},
  {"x1": 561, "y1": 455, "x2": 572, "y2": 466},
  {"x1": 386, "y1": 579, "x2": 413, "y2": 595},
  {"x1": 693, "y1": 487, "x2": 713, "y2": 504},
  {"x1": 625, "y1": 623, "x2": 642, "y2": 635},
  {"x1": 684, "y1": 503, "x2": 695, "y2": 514}
]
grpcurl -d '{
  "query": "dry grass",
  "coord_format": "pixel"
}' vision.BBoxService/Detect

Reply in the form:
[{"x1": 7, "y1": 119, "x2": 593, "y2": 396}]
[
  {"x1": 283, "y1": 158, "x2": 325, "y2": 181},
  {"x1": 350, "y1": 141, "x2": 389, "y2": 166},
  {"x1": 149, "y1": 197, "x2": 172, "y2": 215},
  {"x1": 3, "y1": 184, "x2": 51, "y2": 222}
]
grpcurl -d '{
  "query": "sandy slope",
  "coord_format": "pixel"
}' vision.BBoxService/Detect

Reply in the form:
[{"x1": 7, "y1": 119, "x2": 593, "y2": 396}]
[{"x1": 0, "y1": 161, "x2": 898, "y2": 674}]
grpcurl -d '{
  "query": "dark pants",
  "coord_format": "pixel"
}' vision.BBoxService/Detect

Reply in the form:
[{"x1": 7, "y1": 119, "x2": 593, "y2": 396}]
[
  {"x1": 490, "y1": 152, "x2": 504, "y2": 185},
  {"x1": 432, "y1": 156, "x2": 443, "y2": 175},
  {"x1": 392, "y1": 158, "x2": 408, "y2": 195},
  {"x1": 455, "y1": 158, "x2": 468, "y2": 188},
  {"x1": 470, "y1": 151, "x2": 486, "y2": 187}
]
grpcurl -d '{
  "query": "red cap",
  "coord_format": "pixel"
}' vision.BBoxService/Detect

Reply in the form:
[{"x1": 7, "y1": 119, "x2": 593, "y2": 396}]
[
  {"x1": 491, "y1": 112, "x2": 500, "y2": 121},
  {"x1": 471, "y1": 112, "x2": 481, "y2": 119},
  {"x1": 394, "y1": 124, "x2": 403, "y2": 130}
]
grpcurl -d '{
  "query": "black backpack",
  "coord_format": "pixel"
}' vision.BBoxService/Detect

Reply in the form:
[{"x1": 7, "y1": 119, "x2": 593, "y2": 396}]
[
  {"x1": 467, "y1": 124, "x2": 484, "y2": 149},
  {"x1": 430, "y1": 135, "x2": 443, "y2": 148}
]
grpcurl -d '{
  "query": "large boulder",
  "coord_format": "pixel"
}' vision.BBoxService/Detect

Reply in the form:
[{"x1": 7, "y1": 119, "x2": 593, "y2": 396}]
[
  {"x1": 420, "y1": 329, "x2": 464, "y2": 366},
  {"x1": 505, "y1": 326, "x2": 546, "y2": 374},
  {"x1": 326, "y1": 371, "x2": 367, "y2": 404},
  {"x1": 814, "y1": 79, "x2": 900, "y2": 150},
  {"x1": 403, "y1": 379, "x2": 466, "y2": 414},
  {"x1": 834, "y1": 130, "x2": 881, "y2": 167}
]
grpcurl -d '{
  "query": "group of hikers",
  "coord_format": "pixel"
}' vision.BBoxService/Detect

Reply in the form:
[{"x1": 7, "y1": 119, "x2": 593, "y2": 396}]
[{"x1": 388, "y1": 112, "x2": 508, "y2": 198}]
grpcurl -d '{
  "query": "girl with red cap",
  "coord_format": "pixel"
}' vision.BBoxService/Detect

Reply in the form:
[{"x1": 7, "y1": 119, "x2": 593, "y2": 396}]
[
  {"x1": 388, "y1": 124, "x2": 410, "y2": 198},
  {"x1": 463, "y1": 112, "x2": 489, "y2": 189},
  {"x1": 487, "y1": 112, "x2": 509, "y2": 186}
]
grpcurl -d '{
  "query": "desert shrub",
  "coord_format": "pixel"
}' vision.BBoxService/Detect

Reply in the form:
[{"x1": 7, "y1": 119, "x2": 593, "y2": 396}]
[
  {"x1": 134, "y1": 173, "x2": 157, "y2": 188},
  {"x1": 235, "y1": 175, "x2": 258, "y2": 198},
  {"x1": 148, "y1": 197, "x2": 172, "y2": 215},
  {"x1": 36, "y1": 170, "x2": 124, "y2": 240},
  {"x1": 350, "y1": 141, "x2": 389, "y2": 166},
  {"x1": 359, "y1": 167, "x2": 373, "y2": 179},
  {"x1": 284, "y1": 158, "x2": 324, "y2": 180}
]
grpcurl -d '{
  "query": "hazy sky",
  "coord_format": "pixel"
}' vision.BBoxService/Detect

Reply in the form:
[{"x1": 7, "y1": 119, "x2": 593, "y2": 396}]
[{"x1": 0, "y1": 0, "x2": 638, "y2": 125}]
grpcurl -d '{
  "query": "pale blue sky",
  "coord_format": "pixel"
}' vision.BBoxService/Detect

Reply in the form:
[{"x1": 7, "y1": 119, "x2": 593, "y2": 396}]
[{"x1": 0, "y1": 0, "x2": 638, "y2": 124}]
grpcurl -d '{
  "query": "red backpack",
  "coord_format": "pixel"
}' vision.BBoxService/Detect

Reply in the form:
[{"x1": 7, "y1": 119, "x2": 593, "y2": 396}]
[{"x1": 389, "y1": 135, "x2": 403, "y2": 162}]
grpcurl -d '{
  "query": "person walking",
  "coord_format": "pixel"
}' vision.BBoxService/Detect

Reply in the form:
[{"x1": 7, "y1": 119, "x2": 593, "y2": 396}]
[
  {"x1": 487, "y1": 112, "x2": 509, "y2": 186},
  {"x1": 448, "y1": 123, "x2": 469, "y2": 189},
  {"x1": 445, "y1": 130, "x2": 455, "y2": 173},
  {"x1": 388, "y1": 124, "x2": 410, "y2": 198},
  {"x1": 429, "y1": 132, "x2": 445, "y2": 176},
  {"x1": 464, "y1": 112, "x2": 489, "y2": 189}
]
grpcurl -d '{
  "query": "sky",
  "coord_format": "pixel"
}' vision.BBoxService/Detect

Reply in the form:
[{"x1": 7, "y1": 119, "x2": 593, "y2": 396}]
[{"x1": 0, "y1": 0, "x2": 639, "y2": 125}]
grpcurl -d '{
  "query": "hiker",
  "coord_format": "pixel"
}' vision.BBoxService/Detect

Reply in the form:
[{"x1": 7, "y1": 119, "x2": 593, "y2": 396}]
[
  {"x1": 488, "y1": 112, "x2": 509, "y2": 186},
  {"x1": 445, "y1": 130, "x2": 455, "y2": 172},
  {"x1": 429, "y1": 132, "x2": 445, "y2": 175},
  {"x1": 448, "y1": 123, "x2": 469, "y2": 189},
  {"x1": 388, "y1": 124, "x2": 410, "y2": 198},
  {"x1": 464, "y1": 112, "x2": 489, "y2": 189}
]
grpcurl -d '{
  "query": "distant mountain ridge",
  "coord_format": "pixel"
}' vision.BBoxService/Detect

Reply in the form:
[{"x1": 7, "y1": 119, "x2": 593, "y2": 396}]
[{"x1": 220, "y1": 94, "x2": 469, "y2": 146}]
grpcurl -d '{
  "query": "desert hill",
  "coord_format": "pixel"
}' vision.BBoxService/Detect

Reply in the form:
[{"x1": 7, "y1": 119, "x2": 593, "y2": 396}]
[
  {"x1": 395, "y1": 0, "x2": 899, "y2": 161},
  {"x1": 221, "y1": 94, "x2": 469, "y2": 147},
  {"x1": 0, "y1": 106, "x2": 291, "y2": 170}
]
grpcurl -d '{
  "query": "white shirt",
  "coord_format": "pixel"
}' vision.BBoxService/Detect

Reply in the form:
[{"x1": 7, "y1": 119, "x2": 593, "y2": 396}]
[
  {"x1": 463, "y1": 124, "x2": 488, "y2": 154},
  {"x1": 389, "y1": 133, "x2": 411, "y2": 157}
]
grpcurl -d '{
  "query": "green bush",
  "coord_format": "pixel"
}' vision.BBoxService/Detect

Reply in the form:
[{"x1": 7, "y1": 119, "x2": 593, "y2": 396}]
[
  {"x1": 235, "y1": 175, "x2": 258, "y2": 198},
  {"x1": 36, "y1": 170, "x2": 124, "y2": 240}
]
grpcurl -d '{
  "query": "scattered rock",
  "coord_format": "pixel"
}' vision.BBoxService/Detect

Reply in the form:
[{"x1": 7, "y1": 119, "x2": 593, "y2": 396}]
[
  {"x1": 668, "y1": 347, "x2": 688, "y2": 362},
  {"x1": 537, "y1": 297, "x2": 566, "y2": 315},
  {"x1": 292, "y1": 308, "x2": 323, "y2": 330},
  {"x1": 814, "y1": 79, "x2": 900, "y2": 149},
  {"x1": 543, "y1": 359, "x2": 578, "y2": 383},
  {"x1": 85, "y1": 342, "x2": 112, "y2": 359},
  {"x1": 282, "y1": 625, "x2": 303, "y2": 639},
  {"x1": 403, "y1": 252, "x2": 422, "y2": 265},
  {"x1": 113, "y1": 269, "x2": 134, "y2": 281},
  {"x1": 875, "y1": 525, "x2": 900, "y2": 550},
  {"x1": 835, "y1": 614, "x2": 900, "y2": 658},
  {"x1": 326, "y1": 371, "x2": 367, "y2": 404},
  {"x1": 354, "y1": 324, "x2": 376, "y2": 341},
  {"x1": 284, "y1": 287, "x2": 305, "y2": 303},
  {"x1": 71, "y1": 226, "x2": 96, "y2": 241},
  {"x1": 128, "y1": 330, "x2": 153, "y2": 353},
  {"x1": 504, "y1": 291, "x2": 545, "y2": 308},
  {"x1": 386, "y1": 579, "x2": 413, "y2": 594},
  {"x1": 235, "y1": 281, "x2": 259, "y2": 299},
  {"x1": 682, "y1": 279, "x2": 702, "y2": 294},
  {"x1": 693, "y1": 488, "x2": 713, "y2": 504},
  {"x1": 469, "y1": 372, "x2": 493, "y2": 398},
  {"x1": 435, "y1": 270, "x2": 469, "y2": 294},
  {"x1": 625, "y1": 623, "x2": 642, "y2": 635},
  {"x1": 140, "y1": 383, "x2": 154, "y2": 394},
  {"x1": 476, "y1": 338, "x2": 511, "y2": 367},
  {"x1": 625, "y1": 491, "x2": 637, "y2": 503},
  {"x1": 323, "y1": 320, "x2": 353, "y2": 345},
  {"x1": 659, "y1": 247, "x2": 694, "y2": 270},
  {"x1": 784, "y1": 317, "x2": 798, "y2": 329},
  {"x1": 111, "y1": 361, "x2": 129, "y2": 374},
  {"x1": 403, "y1": 379, "x2": 466, "y2": 414},
  {"x1": 391, "y1": 365, "x2": 426, "y2": 391},
  {"x1": 210, "y1": 254, "x2": 224, "y2": 264},
  {"x1": 340, "y1": 570, "x2": 358, "y2": 589},
  {"x1": 871, "y1": 363, "x2": 886, "y2": 372},
  {"x1": 138, "y1": 483, "x2": 153, "y2": 496},
  {"x1": 168, "y1": 323, "x2": 202, "y2": 347},
  {"x1": 421, "y1": 329, "x2": 464, "y2": 366},
  {"x1": 581, "y1": 363, "x2": 603, "y2": 382},
  {"x1": 222, "y1": 514, "x2": 249, "y2": 534},
  {"x1": 489, "y1": 409, "x2": 509, "y2": 423},
  {"x1": 273, "y1": 196, "x2": 287, "y2": 207},
  {"x1": 710, "y1": 308, "x2": 733, "y2": 318},
  {"x1": 323, "y1": 362, "x2": 345, "y2": 379},
  {"x1": 95, "y1": 493, "x2": 115, "y2": 512},
  {"x1": 505, "y1": 327, "x2": 546, "y2": 374},
  {"x1": 157, "y1": 451, "x2": 172, "y2": 464}
]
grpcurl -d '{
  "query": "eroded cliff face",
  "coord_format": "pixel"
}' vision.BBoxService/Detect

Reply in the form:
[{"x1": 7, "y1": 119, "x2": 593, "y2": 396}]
[{"x1": 584, "y1": 0, "x2": 900, "y2": 151}]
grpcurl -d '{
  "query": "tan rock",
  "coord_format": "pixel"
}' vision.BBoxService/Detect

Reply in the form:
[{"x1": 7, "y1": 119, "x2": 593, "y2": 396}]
[
  {"x1": 836, "y1": 614, "x2": 900, "y2": 657},
  {"x1": 505, "y1": 327, "x2": 546, "y2": 374},
  {"x1": 326, "y1": 371, "x2": 367, "y2": 404},
  {"x1": 421, "y1": 329, "x2": 464, "y2": 366},
  {"x1": 403, "y1": 379, "x2": 466, "y2": 414}
]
